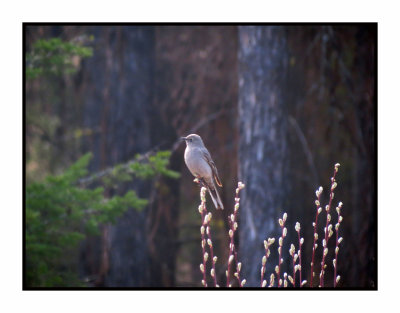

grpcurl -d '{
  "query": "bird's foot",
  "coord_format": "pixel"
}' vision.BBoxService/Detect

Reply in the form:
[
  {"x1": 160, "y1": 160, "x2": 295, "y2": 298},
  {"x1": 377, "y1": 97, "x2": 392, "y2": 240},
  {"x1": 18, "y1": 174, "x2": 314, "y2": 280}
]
[{"x1": 194, "y1": 177, "x2": 207, "y2": 188}]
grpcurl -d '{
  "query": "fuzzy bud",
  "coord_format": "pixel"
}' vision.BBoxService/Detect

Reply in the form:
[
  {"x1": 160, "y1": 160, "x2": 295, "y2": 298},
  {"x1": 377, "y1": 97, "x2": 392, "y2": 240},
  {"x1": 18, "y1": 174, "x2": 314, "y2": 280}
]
[
  {"x1": 289, "y1": 244, "x2": 295, "y2": 256},
  {"x1": 278, "y1": 218, "x2": 283, "y2": 227},
  {"x1": 301, "y1": 280, "x2": 307, "y2": 287},
  {"x1": 213, "y1": 256, "x2": 218, "y2": 263},
  {"x1": 338, "y1": 237, "x2": 343, "y2": 244},
  {"x1": 283, "y1": 213, "x2": 287, "y2": 222},
  {"x1": 200, "y1": 264, "x2": 204, "y2": 273},
  {"x1": 200, "y1": 226, "x2": 205, "y2": 235},
  {"x1": 237, "y1": 262, "x2": 242, "y2": 272},
  {"x1": 229, "y1": 229, "x2": 234, "y2": 238},
  {"x1": 211, "y1": 268, "x2": 215, "y2": 277},
  {"x1": 238, "y1": 182, "x2": 245, "y2": 190},
  {"x1": 295, "y1": 222, "x2": 301, "y2": 232},
  {"x1": 241, "y1": 279, "x2": 246, "y2": 286},
  {"x1": 324, "y1": 248, "x2": 328, "y2": 257},
  {"x1": 204, "y1": 252, "x2": 209, "y2": 262},
  {"x1": 279, "y1": 237, "x2": 283, "y2": 247},
  {"x1": 262, "y1": 280, "x2": 267, "y2": 287},
  {"x1": 234, "y1": 222, "x2": 238, "y2": 230},
  {"x1": 275, "y1": 265, "x2": 279, "y2": 274},
  {"x1": 318, "y1": 207, "x2": 322, "y2": 214},
  {"x1": 200, "y1": 187, "x2": 207, "y2": 201},
  {"x1": 300, "y1": 238, "x2": 304, "y2": 245},
  {"x1": 207, "y1": 239, "x2": 212, "y2": 247},
  {"x1": 315, "y1": 200, "x2": 320, "y2": 206},
  {"x1": 336, "y1": 275, "x2": 341, "y2": 284},
  {"x1": 262, "y1": 255, "x2": 267, "y2": 266},
  {"x1": 229, "y1": 255, "x2": 234, "y2": 264},
  {"x1": 234, "y1": 203, "x2": 240, "y2": 211},
  {"x1": 283, "y1": 227, "x2": 287, "y2": 237}
]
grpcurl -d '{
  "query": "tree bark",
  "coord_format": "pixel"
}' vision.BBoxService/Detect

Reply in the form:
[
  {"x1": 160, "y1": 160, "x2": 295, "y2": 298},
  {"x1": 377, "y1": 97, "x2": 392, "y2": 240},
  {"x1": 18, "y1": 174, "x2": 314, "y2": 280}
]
[
  {"x1": 76, "y1": 26, "x2": 155, "y2": 286},
  {"x1": 237, "y1": 26, "x2": 289, "y2": 287}
]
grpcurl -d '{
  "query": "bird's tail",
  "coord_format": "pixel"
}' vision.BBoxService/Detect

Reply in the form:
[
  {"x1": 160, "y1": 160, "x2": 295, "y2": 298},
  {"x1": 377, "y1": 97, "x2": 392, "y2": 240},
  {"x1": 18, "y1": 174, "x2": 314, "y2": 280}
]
[{"x1": 207, "y1": 185, "x2": 224, "y2": 210}]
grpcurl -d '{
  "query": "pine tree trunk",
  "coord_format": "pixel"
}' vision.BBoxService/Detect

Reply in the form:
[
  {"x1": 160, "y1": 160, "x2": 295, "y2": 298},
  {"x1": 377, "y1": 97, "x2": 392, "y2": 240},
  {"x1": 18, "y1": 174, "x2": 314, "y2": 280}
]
[
  {"x1": 77, "y1": 26, "x2": 155, "y2": 286},
  {"x1": 237, "y1": 26, "x2": 289, "y2": 287}
]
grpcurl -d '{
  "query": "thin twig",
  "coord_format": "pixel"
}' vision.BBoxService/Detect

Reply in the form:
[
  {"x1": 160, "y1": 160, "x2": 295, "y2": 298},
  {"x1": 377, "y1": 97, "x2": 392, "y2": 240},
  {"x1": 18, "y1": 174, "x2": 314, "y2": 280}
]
[
  {"x1": 319, "y1": 163, "x2": 340, "y2": 287},
  {"x1": 310, "y1": 187, "x2": 323, "y2": 287}
]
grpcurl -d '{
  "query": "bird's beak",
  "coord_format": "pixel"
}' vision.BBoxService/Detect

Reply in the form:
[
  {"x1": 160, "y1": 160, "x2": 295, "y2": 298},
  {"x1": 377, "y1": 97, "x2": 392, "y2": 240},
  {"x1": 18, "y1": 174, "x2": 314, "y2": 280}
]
[{"x1": 181, "y1": 136, "x2": 187, "y2": 141}]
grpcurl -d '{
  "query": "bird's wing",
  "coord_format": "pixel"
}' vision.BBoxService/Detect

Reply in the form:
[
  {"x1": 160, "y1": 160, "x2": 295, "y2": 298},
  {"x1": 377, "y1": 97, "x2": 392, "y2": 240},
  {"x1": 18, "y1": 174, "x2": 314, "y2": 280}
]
[{"x1": 202, "y1": 149, "x2": 223, "y2": 187}]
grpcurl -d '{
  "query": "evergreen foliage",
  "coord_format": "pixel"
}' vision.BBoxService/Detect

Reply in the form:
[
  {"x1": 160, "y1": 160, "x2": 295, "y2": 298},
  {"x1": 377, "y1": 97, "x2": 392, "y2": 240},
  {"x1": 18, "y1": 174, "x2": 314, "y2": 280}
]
[
  {"x1": 26, "y1": 37, "x2": 93, "y2": 79},
  {"x1": 25, "y1": 151, "x2": 179, "y2": 287}
]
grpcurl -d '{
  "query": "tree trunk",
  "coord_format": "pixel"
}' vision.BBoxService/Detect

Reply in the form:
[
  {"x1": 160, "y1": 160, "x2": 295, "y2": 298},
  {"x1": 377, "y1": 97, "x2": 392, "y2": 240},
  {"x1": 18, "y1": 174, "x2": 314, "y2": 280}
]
[
  {"x1": 76, "y1": 26, "x2": 155, "y2": 286},
  {"x1": 237, "y1": 26, "x2": 289, "y2": 287}
]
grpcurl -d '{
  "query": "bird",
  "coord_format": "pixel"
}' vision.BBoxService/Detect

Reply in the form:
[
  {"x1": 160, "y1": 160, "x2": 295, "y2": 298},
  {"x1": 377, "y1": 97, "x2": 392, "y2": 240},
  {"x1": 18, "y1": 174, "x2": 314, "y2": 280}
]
[{"x1": 181, "y1": 134, "x2": 224, "y2": 210}]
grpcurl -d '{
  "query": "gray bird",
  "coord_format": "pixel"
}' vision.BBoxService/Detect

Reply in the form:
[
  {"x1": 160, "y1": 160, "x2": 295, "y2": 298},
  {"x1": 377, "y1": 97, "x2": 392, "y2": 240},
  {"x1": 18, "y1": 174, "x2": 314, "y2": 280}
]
[{"x1": 181, "y1": 134, "x2": 224, "y2": 210}]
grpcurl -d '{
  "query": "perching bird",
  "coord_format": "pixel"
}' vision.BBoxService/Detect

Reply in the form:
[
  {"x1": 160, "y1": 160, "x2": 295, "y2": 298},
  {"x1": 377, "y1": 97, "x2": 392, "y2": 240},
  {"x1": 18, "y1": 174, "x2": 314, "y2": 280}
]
[{"x1": 181, "y1": 134, "x2": 224, "y2": 210}]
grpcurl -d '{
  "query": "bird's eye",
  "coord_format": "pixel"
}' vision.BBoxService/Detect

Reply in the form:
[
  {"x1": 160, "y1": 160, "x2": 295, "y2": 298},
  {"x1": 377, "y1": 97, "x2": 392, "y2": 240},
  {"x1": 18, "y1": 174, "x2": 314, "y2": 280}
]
[{"x1": 189, "y1": 138, "x2": 192, "y2": 142}]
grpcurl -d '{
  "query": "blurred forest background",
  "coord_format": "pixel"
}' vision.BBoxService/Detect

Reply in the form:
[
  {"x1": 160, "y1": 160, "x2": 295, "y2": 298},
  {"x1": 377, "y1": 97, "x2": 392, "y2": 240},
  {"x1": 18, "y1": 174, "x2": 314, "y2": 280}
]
[{"x1": 24, "y1": 24, "x2": 376, "y2": 288}]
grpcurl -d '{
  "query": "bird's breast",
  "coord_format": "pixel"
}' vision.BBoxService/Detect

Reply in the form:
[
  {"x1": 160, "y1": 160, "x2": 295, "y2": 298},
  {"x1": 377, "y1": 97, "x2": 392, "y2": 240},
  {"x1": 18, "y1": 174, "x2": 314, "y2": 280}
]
[{"x1": 184, "y1": 147, "x2": 211, "y2": 178}]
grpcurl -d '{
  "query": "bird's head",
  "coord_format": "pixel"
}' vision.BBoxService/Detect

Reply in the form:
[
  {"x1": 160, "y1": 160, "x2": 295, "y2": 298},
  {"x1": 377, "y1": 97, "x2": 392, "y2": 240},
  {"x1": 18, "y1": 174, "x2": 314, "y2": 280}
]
[{"x1": 181, "y1": 134, "x2": 204, "y2": 147}]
